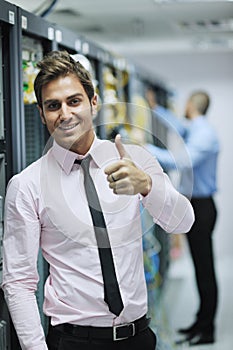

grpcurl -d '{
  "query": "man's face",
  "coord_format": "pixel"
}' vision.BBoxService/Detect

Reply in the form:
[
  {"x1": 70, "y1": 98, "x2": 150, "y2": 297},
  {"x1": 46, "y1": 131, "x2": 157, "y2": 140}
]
[{"x1": 39, "y1": 74, "x2": 97, "y2": 154}]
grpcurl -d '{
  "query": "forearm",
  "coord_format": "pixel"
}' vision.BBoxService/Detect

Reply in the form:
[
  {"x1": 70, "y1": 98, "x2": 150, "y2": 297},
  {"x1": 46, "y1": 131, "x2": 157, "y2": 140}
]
[
  {"x1": 145, "y1": 143, "x2": 177, "y2": 171},
  {"x1": 3, "y1": 283, "x2": 48, "y2": 350},
  {"x1": 154, "y1": 106, "x2": 187, "y2": 138},
  {"x1": 142, "y1": 172, "x2": 194, "y2": 234}
]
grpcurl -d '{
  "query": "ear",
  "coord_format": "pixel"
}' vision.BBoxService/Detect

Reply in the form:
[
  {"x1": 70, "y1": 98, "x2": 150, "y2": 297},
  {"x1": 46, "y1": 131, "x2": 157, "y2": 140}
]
[
  {"x1": 37, "y1": 105, "x2": 46, "y2": 125},
  {"x1": 91, "y1": 94, "x2": 98, "y2": 116}
]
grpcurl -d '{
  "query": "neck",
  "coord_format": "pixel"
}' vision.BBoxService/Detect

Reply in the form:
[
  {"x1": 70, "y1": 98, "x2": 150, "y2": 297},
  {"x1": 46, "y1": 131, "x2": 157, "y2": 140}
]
[
  {"x1": 70, "y1": 130, "x2": 95, "y2": 155},
  {"x1": 188, "y1": 111, "x2": 200, "y2": 120}
]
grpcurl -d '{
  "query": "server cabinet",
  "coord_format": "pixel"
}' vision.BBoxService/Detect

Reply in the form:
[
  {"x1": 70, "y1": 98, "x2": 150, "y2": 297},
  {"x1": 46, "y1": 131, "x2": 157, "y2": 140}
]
[
  {"x1": 97, "y1": 53, "x2": 132, "y2": 142},
  {"x1": 18, "y1": 7, "x2": 55, "y2": 167},
  {"x1": 128, "y1": 71, "x2": 172, "y2": 294},
  {"x1": 53, "y1": 23, "x2": 81, "y2": 54},
  {"x1": 0, "y1": 1, "x2": 22, "y2": 348},
  {"x1": 0, "y1": 32, "x2": 3, "y2": 143},
  {"x1": 0, "y1": 0, "x2": 23, "y2": 178}
]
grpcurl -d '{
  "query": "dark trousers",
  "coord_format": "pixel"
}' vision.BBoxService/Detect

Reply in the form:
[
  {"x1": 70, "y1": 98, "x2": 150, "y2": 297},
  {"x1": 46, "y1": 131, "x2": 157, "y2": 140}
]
[
  {"x1": 46, "y1": 325, "x2": 157, "y2": 350},
  {"x1": 188, "y1": 197, "x2": 218, "y2": 331}
]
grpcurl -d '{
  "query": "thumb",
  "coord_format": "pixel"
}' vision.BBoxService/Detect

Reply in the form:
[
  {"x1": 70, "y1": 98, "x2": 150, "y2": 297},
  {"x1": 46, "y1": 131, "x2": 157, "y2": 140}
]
[{"x1": 115, "y1": 134, "x2": 130, "y2": 159}]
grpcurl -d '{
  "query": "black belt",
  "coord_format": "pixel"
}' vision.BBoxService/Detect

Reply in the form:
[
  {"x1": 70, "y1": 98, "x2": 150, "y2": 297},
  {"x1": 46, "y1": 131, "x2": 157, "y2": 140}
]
[{"x1": 53, "y1": 315, "x2": 150, "y2": 341}]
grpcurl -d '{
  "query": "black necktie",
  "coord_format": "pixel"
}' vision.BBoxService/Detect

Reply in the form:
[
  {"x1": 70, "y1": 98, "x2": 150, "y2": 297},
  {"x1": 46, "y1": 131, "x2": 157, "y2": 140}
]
[{"x1": 75, "y1": 155, "x2": 124, "y2": 316}]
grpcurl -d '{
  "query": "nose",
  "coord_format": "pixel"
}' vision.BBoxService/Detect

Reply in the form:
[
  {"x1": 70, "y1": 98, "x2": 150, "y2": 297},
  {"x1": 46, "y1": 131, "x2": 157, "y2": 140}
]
[{"x1": 59, "y1": 103, "x2": 72, "y2": 121}]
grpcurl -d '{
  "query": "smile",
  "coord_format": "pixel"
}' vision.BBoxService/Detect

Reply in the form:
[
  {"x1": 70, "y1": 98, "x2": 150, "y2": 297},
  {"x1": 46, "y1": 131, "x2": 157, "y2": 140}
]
[{"x1": 59, "y1": 122, "x2": 79, "y2": 131}]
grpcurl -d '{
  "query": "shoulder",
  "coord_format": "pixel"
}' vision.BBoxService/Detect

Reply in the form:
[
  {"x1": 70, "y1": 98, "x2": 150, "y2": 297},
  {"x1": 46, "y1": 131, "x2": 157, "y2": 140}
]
[
  {"x1": 192, "y1": 117, "x2": 217, "y2": 137},
  {"x1": 190, "y1": 117, "x2": 220, "y2": 149},
  {"x1": 6, "y1": 154, "x2": 47, "y2": 195},
  {"x1": 201, "y1": 118, "x2": 219, "y2": 140}
]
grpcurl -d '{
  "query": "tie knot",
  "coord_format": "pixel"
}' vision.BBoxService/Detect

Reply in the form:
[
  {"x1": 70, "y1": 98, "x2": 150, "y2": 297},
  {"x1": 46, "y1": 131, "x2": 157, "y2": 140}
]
[{"x1": 75, "y1": 154, "x2": 91, "y2": 172}]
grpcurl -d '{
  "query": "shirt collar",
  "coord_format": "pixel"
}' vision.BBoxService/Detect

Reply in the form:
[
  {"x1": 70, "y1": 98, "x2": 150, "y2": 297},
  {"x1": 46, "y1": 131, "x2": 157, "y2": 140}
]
[
  {"x1": 190, "y1": 115, "x2": 204, "y2": 124},
  {"x1": 51, "y1": 136, "x2": 112, "y2": 175},
  {"x1": 186, "y1": 115, "x2": 205, "y2": 129}
]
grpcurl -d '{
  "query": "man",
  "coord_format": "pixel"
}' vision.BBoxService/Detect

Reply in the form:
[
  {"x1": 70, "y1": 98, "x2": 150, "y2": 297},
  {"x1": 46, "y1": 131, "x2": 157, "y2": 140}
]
[
  {"x1": 2, "y1": 51, "x2": 194, "y2": 350},
  {"x1": 146, "y1": 89, "x2": 219, "y2": 346}
]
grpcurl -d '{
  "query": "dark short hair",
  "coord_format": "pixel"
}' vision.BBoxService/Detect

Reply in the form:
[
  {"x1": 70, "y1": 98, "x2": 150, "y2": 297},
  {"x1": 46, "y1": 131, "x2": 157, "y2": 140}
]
[
  {"x1": 190, "y1": 91, "x2": 210, "y2": 115},
  {"x1": 34, "y1": 50, "x2": 95, "y2": 107}
]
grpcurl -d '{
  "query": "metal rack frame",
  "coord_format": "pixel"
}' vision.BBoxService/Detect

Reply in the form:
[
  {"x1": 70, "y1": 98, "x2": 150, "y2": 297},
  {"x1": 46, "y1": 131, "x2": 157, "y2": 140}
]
[{"x1": 0, "y1": 2, "x2": 20, "y2": 349}]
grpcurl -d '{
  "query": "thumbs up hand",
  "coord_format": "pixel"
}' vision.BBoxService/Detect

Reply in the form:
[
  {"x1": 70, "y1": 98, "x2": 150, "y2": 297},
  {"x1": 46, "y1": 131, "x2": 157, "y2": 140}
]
[
  {"x1": 114, "y1": 134, "x2": 130, "y2": 160},
  {"x1": 104, "y1": 134, "x2": 152, "y2": 196}
]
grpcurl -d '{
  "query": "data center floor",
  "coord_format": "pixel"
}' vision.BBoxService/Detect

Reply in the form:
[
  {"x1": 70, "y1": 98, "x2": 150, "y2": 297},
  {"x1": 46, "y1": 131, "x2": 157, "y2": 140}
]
[{"x1": 150, "y1": 245, "x2": 233, "y2": 350}]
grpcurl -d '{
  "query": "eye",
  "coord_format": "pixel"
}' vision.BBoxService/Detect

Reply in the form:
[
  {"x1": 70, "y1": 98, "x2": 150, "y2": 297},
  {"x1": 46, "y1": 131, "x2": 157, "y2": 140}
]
[
  {"x1": 69, "y1": 98, "x2": 81, "y2": 106},
  {"x1": 46, "y1": 102, "x2": 61, "y2": 111}
]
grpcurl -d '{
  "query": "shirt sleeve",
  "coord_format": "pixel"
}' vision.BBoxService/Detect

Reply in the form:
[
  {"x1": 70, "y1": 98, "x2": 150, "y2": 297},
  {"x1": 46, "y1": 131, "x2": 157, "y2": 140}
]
[
  {"x1": 135, "y1": 146, "x2": 194, "y2": 234},
  {"x1": 1, "y1": 176, "x2": 48, "y2": 350},
  {"x1": 145, "y1": 143, "x2": 177, "y2": 171},
  {"x1": 185, "y1": 126, "x2": 219, "y2": 168},
  {"x1": 154, "y1": 105, "x2": 187, "y2": 138},
  {"x1": 146, "y1": 124, "x2": 219, "y2": 173}
]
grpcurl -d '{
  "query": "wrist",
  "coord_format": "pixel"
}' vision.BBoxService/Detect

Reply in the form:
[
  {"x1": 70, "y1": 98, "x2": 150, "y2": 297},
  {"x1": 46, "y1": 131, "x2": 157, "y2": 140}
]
[{"x1": 140, "y1": 174, "x2": 152, "y2": 197}]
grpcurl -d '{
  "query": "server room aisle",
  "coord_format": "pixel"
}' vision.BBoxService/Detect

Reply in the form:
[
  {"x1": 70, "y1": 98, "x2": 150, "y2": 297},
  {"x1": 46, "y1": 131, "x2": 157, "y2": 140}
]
[{"x1": 150, "y1": 241, "x2": 233, "y2": 350}]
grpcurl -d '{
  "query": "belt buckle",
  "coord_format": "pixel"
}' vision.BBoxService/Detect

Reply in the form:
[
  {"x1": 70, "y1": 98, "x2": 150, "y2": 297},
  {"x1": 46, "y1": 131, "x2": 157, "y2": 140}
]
[{"x1": 113, "y1": 322, "x2": 135, "y2": 341}]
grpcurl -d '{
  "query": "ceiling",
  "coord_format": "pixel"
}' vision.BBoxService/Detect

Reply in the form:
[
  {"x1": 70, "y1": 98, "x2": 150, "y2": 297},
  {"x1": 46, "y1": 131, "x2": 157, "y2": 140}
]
[{"x1": 8, "y1": 0, "x2": 233, "y2": 80}]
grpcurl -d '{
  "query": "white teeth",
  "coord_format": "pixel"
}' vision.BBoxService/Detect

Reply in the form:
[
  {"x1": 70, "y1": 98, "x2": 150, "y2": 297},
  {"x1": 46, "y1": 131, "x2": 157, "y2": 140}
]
[{"x1": 59, "y1": 123, "x2": 78, "y2": 130}]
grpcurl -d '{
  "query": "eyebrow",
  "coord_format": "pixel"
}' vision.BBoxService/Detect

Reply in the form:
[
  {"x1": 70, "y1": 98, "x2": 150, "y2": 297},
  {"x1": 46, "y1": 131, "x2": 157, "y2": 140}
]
[{"x1": 43, "y1": 93, "x2": 84, "y2": 106}]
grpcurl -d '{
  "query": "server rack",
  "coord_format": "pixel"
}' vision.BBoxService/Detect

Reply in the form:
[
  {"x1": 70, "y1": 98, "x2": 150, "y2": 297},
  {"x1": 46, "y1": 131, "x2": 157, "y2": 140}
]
[
  {"x1": 91, "y1": 48, "x2": 131, "y2": 143},
  {"x1": 0, "y1": 1, "x2": 22, "y2": 348},
  {"x1": 18, "y1": 7, "x2": 56, "y2": 167},
  {"x1": 129, "y1": 71, "x2": 171, "y2": 295},
  {"x1": 142, "y1": 82, "x2": 171, "y2": 289}
]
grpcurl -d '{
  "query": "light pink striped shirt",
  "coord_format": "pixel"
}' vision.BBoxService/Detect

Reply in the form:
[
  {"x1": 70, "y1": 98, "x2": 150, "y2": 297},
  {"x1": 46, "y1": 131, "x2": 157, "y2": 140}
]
[{"x1": 2, "y1": 137, "x2": 194, "y2": 349}]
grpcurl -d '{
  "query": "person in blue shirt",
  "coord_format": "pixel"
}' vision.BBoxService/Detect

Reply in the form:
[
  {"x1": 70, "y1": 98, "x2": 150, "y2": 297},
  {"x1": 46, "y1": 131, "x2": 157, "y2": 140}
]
[{"x1": 146, "y1": 89, "x2": 219, "y2": 346}]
